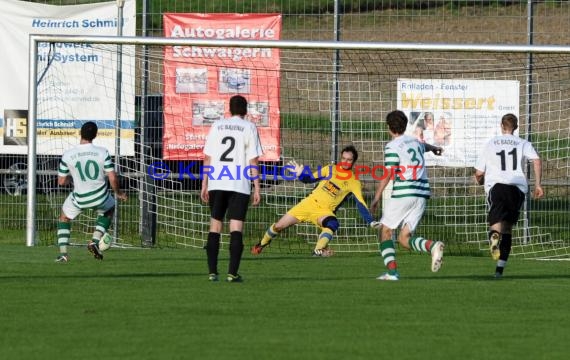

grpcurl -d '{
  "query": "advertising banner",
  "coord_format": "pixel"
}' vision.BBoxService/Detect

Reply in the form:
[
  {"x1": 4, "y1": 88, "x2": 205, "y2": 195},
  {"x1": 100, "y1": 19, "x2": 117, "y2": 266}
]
[
  {"x1": 397, "y1": 79, "x2": 520, "y2": 167},
  {"x1": 0, "y1": 0, "x2": 136, "y2": 155},
  {"x1": 163, "y1": 13, "x2": 281, "y2": 161}
]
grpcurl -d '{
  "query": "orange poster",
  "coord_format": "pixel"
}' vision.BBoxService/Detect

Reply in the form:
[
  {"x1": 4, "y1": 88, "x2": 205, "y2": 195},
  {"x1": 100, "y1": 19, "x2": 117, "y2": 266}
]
[{"x1": 163, "y1": 13, "x2": 281, "y2": 161}]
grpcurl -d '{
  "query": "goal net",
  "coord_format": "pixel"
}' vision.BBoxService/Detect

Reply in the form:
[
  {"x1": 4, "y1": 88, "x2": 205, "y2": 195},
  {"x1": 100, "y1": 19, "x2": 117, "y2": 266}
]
[{"x1": 30, "y1": 35, "x2": 570, "y2": 259}]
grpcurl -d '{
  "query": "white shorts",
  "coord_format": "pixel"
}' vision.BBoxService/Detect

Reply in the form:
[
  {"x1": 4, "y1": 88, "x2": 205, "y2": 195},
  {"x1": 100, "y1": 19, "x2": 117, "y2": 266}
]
[
  {"x1": 381, "y1": 197, "x2": 426, "y2": 232},
  {"x1": 61, "y1": 193, "x2": 116, "y2": 220}
]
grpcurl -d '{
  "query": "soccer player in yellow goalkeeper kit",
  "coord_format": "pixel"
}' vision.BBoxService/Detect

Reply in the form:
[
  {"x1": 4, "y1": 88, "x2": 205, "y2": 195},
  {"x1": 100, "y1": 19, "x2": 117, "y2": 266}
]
[{"x1": 251, "y1": 145, "x2": 380, "y2": 257}]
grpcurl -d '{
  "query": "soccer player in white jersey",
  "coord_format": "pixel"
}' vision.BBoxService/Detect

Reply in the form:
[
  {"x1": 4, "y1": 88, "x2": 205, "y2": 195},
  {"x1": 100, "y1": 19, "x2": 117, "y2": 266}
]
[
  {"x1": 55, "y1": 121, "x2": 127, "y2": 262},
  {"x1": 474, "y1": 113, "x2": 544, "y2": 278},
  {"x1": 201, "y1": 95, "x2": 263, "y2": 282},
  {"x1": 370, "y1": 110, "x2": 444, "y2": 281}
]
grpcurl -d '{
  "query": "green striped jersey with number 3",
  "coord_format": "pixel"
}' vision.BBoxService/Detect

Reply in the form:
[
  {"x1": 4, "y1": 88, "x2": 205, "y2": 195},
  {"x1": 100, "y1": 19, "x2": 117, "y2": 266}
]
[{"x1": 384, "y1": 135, "x2": 431, "y2": 198}]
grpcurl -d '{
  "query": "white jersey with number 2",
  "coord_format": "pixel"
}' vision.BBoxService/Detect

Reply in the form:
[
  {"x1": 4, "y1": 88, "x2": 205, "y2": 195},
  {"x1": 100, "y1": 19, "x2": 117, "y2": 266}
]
[{"x1": 203, "y1": 115, "x2": 263, "y2": 195}]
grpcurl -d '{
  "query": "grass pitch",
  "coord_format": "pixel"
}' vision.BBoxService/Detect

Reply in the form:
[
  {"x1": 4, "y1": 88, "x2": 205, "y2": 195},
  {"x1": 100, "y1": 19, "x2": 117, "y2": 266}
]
[{"x1": 1, "y1": 244, "x2": 568, "y2": 360}]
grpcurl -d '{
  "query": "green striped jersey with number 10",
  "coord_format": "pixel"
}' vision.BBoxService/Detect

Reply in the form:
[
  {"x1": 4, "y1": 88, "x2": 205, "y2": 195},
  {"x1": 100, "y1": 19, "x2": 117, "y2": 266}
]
[{"x1": 58, "y1": 143, "x2": 115, "y2": 208}]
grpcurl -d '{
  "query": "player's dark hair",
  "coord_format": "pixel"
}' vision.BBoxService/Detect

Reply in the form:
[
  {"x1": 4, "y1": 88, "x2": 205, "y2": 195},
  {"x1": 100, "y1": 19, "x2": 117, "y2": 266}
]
[
  {"x1": 80, "y1": 121, "x2": 98, "y2": 141},
  {"x1": 341, "y1": 145, "x2": 358, "y2": 163},
  {"x1": 501, "y1": 113, "x2": 518, "y2": 132},
  {"x1": 386, "y1": 110, "x2": 408, "y2": 134},
  {"x1": 229, "y1": 95, "x2": 248, "y2": 117}
]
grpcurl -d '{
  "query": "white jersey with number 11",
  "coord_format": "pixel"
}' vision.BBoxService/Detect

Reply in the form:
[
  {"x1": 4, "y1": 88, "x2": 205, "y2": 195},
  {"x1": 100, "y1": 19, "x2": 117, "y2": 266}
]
[{"x1": 475, "y1": 134, "x2": 539, "y2": 194}]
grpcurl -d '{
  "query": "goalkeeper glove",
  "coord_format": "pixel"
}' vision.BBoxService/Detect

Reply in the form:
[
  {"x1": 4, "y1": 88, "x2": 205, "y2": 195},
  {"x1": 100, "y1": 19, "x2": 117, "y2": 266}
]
[
  {"x1": 287, "y1": 159, "x2": 304, "y2": 178},
  {"x1": 369, "y1": 221, "x2": 381, "y2": 229}
]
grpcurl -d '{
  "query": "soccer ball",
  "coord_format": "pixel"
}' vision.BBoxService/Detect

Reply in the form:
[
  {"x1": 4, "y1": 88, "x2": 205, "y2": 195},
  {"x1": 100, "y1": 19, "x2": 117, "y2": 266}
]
[{"x1": 99, "y1": 233, "x2": 113, "y2": 251}]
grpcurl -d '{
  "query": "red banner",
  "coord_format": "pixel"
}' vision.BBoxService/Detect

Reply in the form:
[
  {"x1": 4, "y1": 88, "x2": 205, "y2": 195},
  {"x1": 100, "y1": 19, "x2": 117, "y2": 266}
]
[{"x1": 163, "y1": 13, "x2": 281, "y2": 161}]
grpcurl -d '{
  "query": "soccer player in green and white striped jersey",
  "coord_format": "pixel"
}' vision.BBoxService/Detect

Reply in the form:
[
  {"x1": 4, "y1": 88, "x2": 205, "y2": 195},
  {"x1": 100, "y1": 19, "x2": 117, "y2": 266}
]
[
  {"x1": 370, "y1": 110, "x2": 444, "y2": 280},
  {"x1": 55, "y1": 121, "x2": 127, "y2": 262}
]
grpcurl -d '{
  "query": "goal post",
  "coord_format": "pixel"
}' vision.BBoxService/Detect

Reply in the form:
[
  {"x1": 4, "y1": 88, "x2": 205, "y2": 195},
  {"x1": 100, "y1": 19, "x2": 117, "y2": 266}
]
[{"x1": 27, "y1": 34, "x2": 570, "y2": 259}]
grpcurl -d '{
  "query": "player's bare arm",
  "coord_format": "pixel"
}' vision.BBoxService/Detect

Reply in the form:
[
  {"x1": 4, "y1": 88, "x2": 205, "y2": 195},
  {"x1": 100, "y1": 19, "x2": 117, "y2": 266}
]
[
  {"x1": 532, "y1": 158, "x2": 544, "y2": 199},
  {"x1": 200, "y1": 155, "x2": 211, "y2": 203},
  {"x1": 107, "y1": 171, "x2": 127, "y2": 201},
  {"x1": 249, "y1": 157, "x2": 261, "y2": 206},
  {"x1": 370, "y1": 175, "x2": 390, "y2": 214}
]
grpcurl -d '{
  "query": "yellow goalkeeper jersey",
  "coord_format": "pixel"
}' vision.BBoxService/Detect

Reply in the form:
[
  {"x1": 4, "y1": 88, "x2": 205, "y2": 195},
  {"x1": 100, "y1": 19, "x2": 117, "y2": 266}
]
[{"x1": 299, "y1": 164, "x2": 373, "y2": 223}]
